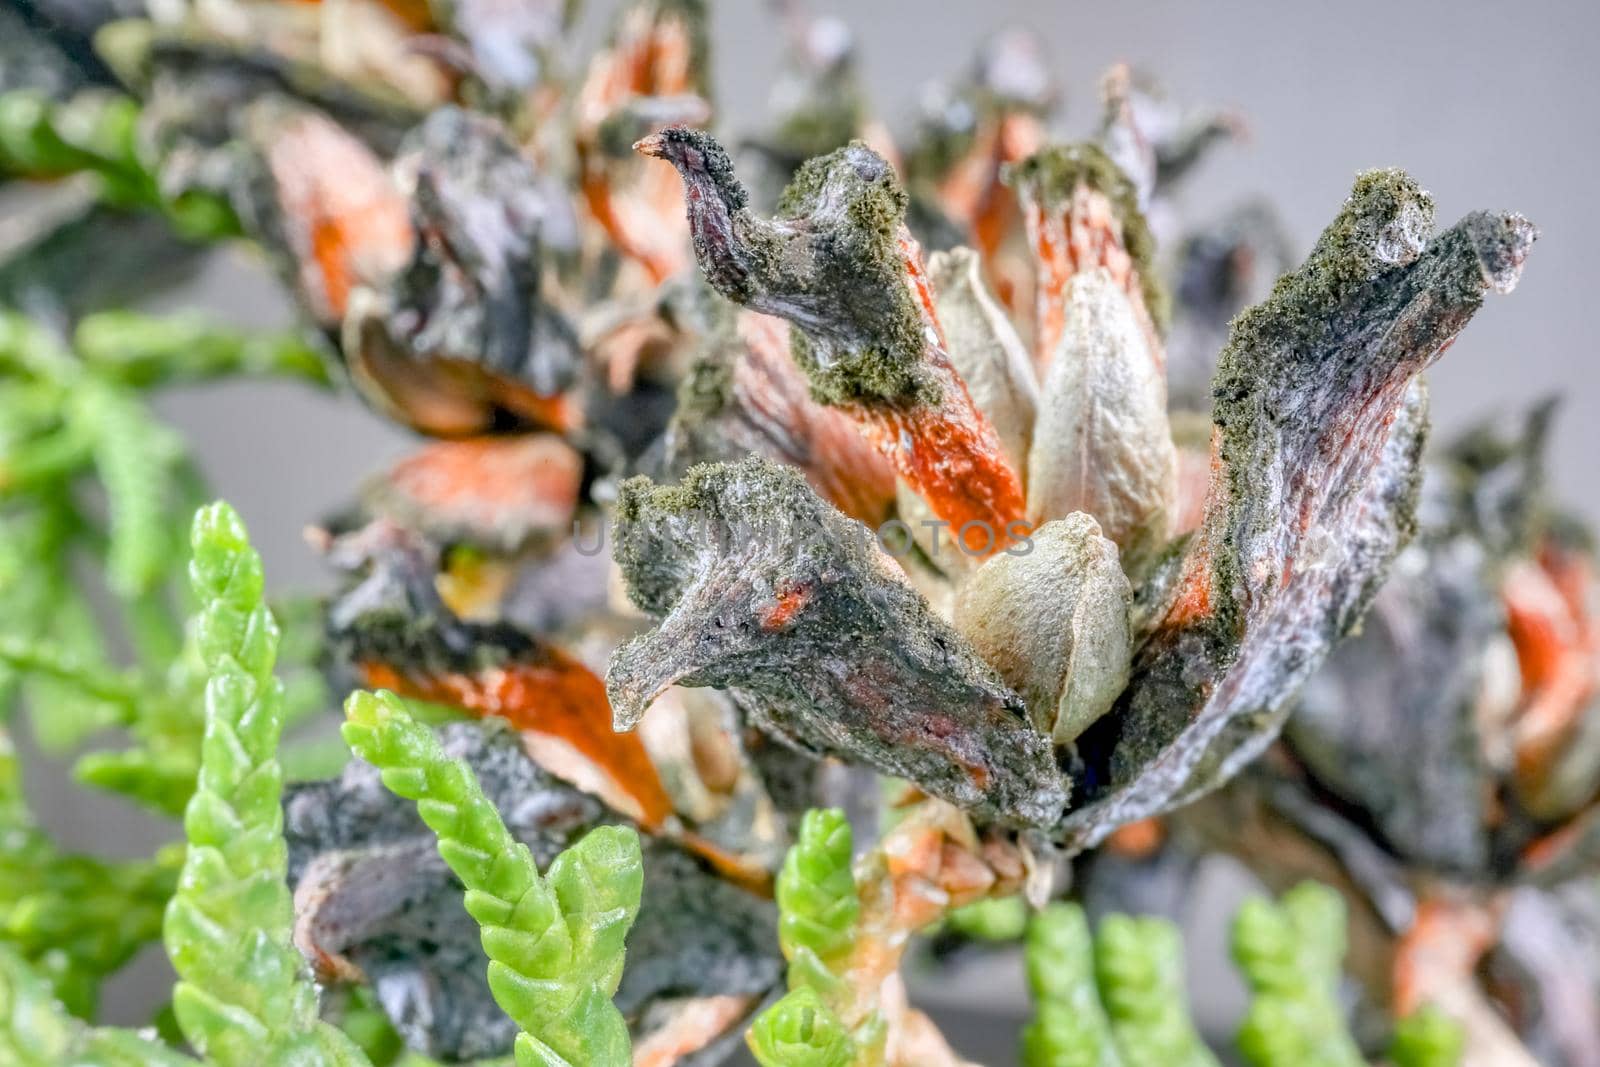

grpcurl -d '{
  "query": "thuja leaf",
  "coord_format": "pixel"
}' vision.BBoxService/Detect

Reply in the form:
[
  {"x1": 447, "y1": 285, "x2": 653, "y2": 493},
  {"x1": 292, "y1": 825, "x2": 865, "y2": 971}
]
[
  {"x1": 0, "y1": 88, "x2": 238, "y2": 237},
  {"x1": 775, "y1": 808, "x2": 858, "y2": 996},
  {"x1": 1021, "y1": 903, "x2": 1123, "y2": 1067},
  {"x1": 340, "y1": 689, "x2": 644, "y2": 1067},
  {"x1": 1231, "y1": 883, "x2": 1364, "y2": 1067},
  {"x1": 750, "y1": 807, "x2": 878, "y2": 1067},
  {"x1": 0, "y1": 833, "x2": 180, "y2": 1018},
  {"x1": 1387, "y1": 1005, "x2": 1464, "y2": 1067},
  {"x1": 0, "y1": 943, "x2": 198, "y2": 1066},
  {"x1": 1093, "y1": 915, "x2": 1218, "y2": 1067},
  {"x1": 75, "y1": 379, "x2": 186, "y2": 598},
  {"x1": 74, "y1": 312, "x2": 330, "y2": 389},
  {"x1": 746, "y1": 986, "x2": 854, "y2": 1067},
  {"x1": 163, "y1": 501, "x2": 368, "y2": 1066}
]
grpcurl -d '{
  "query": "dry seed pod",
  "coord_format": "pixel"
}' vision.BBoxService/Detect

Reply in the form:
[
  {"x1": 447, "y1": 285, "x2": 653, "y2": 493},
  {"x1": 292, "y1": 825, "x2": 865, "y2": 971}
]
[
  {"x1": 605, "y1": 457, "x2": 1065, "y2": 827},
  {"x1": 954, "y1": 513, "x2": 1132, "y2": 745},
  {"x1": 926, "y1": 245, "x2": 1038, "y2": 472},
  {"x1": 639, "y1": 128, "x2": 1028, "y2": 556},
  {"x1": 1026, "y1": 267, "x2": 1177, "y2": 570},
  {"x1": 1058, "y1": 171, "x2": 1536, "y2": 854}
]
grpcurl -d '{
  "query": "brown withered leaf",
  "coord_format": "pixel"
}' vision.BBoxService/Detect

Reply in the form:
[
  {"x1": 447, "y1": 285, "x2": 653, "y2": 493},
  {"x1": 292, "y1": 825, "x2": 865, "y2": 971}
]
[
  {"x1": 663, "y1": 307, "x2": 898, "y2": 527},
  {"x1": 954, "y1": 513, "x2": 1132, "y2": 746},
  {"x1": 343, "y1": 106, "x2": 581, "y2": 437},
  {"x1": 1056, "y1": 170, "x2": 1536, "y2": 854},
  {"x1": 1025, "y1": 266, "x2": 1178, "y2": 570},
  {"x1": 605, "y1": 456, "x2": 1067, "y2": 828}
]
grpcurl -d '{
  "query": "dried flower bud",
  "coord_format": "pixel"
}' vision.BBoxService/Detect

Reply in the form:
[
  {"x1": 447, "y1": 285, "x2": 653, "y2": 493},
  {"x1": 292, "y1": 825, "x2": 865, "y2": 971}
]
[
  {"x1": 1058, "y1": 171, "x2": 1536, "y2": 853},
  {"x1": 954, "y1": 513, "x2": 1132, "y2": 744},
  {"x1": 322, "y1": 520, "x2": 677, "y2": 830},
  {"x1": 255, "y1": 106, "x2": 414, "y2": 326},
  {"x1": 1007, "y1": 142, "x2": 1166, "y2": 375},
  {"x1": 641, "y1": 128, "x2": 1028, "y2": 555},
  {"x1": 606, "y1": 457, "x2": 1065, "y2": 827},
  {"x1": 927, "y1": 245, "x2": 1038, "y2": 472},
  {"x1": 576, "y1": 0, "x2": 711, "y2": 282},
  {"x1": 1026, "y1": 267, "x2": 1177, "y2": 569},
  {"x1": 363, "y1": 434, "x2": 582, "y2": 555}
]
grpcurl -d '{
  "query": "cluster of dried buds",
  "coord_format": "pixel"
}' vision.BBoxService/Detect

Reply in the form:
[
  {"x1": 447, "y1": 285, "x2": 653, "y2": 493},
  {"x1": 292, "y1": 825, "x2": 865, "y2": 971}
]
[{"x1": 11, "y1": 0, "x2": 1563, "y2": 1060}]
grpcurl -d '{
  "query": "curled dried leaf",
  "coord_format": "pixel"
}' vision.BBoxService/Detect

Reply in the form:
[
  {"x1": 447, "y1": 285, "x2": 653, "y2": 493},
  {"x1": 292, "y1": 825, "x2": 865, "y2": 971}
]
[
  {"x1": 606, "y1": 457, "x2": 1065, "y2": 827},
  {"x1": 1026, "y1": 267, "x2": 1177, "y2": 569},
  {"x1": 1058, "y1": 171, "x2": 1536, "y2": 853},
  {"x1": 954, "y1": 513, "x2": 1132, "y2": 745}
]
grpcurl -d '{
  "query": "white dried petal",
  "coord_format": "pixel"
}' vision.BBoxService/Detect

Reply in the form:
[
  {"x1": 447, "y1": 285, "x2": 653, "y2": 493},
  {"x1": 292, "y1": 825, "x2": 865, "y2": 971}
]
[
  {"x1": 953, "y1": 513, "x2": 1132, "y2": 744},
  {"x1": 928, "y1": 246, "x2": 1039, "y2": 472},
  {"x1": 1026, "y1": 267, "x2": 1176, "y2": 569}
]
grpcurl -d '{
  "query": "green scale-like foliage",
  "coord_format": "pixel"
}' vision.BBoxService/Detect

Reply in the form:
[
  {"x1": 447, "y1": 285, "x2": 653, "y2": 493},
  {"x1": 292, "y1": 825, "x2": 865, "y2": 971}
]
[
  {"x1": 0, "y1": 308, "x2": 329, "y2": 812},
  {"x1": 162, "y1": 502, "x2": 366, "y2": 1066},
  {"x1": 0, "y1": 87, "x2": 238, "y2": 238},
  {"x1": 1230, "y1": 882, "x2": 1367, "y2": 1067},
  {"x1": 0, "y1": 943, "x2": 198, "y2": 1067},
  {"x1": 341, "y1": 689, "x2": 645, "y2": 1067},
  {"x1": 749, "y1": 808, "x2": 884, "y2": 1067},
  {"x1": 1094, "y1": 915, "x2": 1219, "y2": 1067},
  {"x1": 1388, "y1": 1005, "x2": 1468, "y2": 1067},
  {"x1": 1022, "y1": 887, "x2": 1465, "y2": 1067},
  {"x1": 1022, "y1": 904, "x2": 1124, "y2": 1067}
]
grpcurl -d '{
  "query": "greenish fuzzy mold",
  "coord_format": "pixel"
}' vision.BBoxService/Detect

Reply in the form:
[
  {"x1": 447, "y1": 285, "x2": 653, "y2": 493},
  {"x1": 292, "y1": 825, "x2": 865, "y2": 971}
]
[
  {"x1": 1006, "y1": 142, "x2": 1170, "y2": 331},
  {"x1": 673, "y1": 337, "x2": 736, "y2": 421},
  {"x1": 776, "y1": 143, "x2": 940, "y2": 408},
  {"x1": 1208, "y1": 169, "x2": 1434, "y2": 614}
]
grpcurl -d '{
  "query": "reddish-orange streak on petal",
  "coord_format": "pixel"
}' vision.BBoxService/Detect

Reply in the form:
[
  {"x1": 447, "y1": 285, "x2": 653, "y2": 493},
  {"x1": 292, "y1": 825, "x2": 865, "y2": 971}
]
[
  {"x1": 846, "y1": 235, "x2": 1027, "y2": 557},
  {"x1": 1020, "y1": 181, "x2": 1159, "y2": 376}
]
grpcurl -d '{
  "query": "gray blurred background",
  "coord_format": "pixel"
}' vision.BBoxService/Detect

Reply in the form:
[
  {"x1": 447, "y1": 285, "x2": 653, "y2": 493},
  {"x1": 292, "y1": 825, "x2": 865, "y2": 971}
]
[{"x1": 13, "y1": 0, "x2": 1599, "y2": 1061}]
